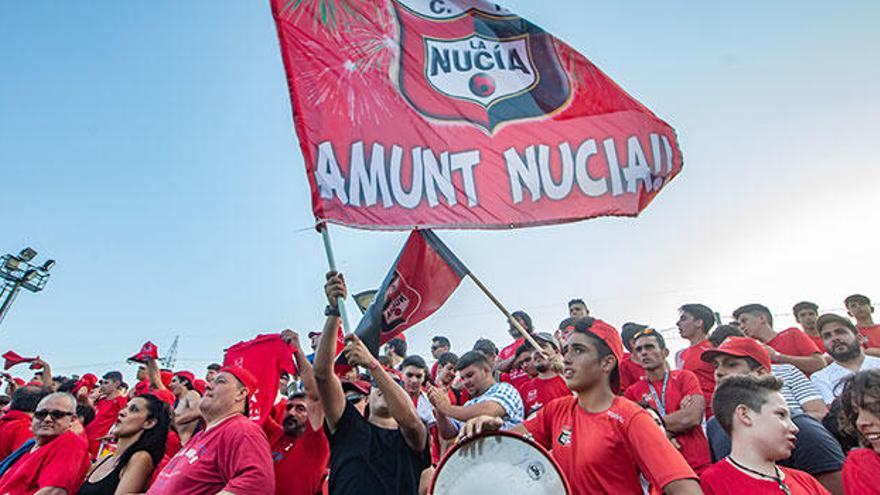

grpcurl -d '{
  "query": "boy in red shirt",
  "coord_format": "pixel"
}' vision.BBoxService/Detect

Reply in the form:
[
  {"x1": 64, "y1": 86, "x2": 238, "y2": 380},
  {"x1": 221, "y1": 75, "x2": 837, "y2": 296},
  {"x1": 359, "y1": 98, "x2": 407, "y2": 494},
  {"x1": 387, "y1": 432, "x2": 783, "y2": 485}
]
[
  {"x1": 85, "y1": 370, "x2": 128, "y2": 457},
  {"x1": 845, "y1": 294, "x2": 880, "y2": 356},
  {"x1": 734, "y1": 303, "x2": 825, "y2": 376},
  {"x1": 618, "y1": 322, "x2": 648, "y2": 392},
  {"x1": 699, "y1": 374, "x2": 829, "y2": 494},
  {"x1": 460, "y1": 317, "x2": 701, "y2": 494},
  {"x1": 792, "y1": 301, "x2": 825, "y2": 352},
  {"x1": 626, "y1": 328, "x2": 711, "y2": 474},
  {"x1": 675, "y1": 304, "x2": 717, "y2": 418}
]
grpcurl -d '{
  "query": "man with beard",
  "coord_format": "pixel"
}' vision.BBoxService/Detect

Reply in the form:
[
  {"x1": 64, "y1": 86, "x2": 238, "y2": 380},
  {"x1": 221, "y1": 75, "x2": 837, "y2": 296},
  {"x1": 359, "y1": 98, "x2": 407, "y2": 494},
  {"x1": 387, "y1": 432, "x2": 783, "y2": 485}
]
[
  {"x1": 518, "y1": 333, "x2": 570, "y2": 418},
  {"x1": 810, "y1": 313, "x2": 880, "y2": 405}
]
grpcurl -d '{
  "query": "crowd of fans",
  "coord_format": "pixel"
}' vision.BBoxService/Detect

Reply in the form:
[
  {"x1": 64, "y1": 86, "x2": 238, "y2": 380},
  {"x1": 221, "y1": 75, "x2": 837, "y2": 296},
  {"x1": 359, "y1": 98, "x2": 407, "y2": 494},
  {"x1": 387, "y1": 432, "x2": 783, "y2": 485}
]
[{"x1": 0, "y1": 275, "x2": 879, "y2": 494}]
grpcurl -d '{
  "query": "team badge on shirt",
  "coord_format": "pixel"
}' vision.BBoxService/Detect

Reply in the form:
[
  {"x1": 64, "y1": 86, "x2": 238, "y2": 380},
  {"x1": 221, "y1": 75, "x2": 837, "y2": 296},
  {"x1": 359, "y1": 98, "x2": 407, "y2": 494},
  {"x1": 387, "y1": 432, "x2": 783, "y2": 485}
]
[{"x1": 556, "y1": 427, "x2": 572, "y2": 446}]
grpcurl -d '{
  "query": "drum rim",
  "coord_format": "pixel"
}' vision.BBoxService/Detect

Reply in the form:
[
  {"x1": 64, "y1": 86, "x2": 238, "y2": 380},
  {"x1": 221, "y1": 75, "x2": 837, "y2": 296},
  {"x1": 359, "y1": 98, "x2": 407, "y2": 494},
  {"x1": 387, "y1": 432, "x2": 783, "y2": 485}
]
[{"x1": 428, "y1": 429, "x2": 571, "y2": 495}]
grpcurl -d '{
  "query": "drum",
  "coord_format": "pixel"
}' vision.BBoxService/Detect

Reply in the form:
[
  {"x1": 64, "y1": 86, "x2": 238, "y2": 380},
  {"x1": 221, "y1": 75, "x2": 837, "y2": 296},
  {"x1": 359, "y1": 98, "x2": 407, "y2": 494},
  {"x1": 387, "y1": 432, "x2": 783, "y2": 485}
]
[{"x1": 430, "y1": 431, "x2": 570, "y2": 495}]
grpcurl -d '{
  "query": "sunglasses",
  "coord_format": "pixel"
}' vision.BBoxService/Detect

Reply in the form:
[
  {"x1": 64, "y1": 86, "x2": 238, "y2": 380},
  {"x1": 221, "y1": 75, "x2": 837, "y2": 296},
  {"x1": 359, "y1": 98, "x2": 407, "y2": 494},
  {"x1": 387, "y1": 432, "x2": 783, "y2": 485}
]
[{"x1": 34, "y1": 409, "x2": 75, "y2": 421}]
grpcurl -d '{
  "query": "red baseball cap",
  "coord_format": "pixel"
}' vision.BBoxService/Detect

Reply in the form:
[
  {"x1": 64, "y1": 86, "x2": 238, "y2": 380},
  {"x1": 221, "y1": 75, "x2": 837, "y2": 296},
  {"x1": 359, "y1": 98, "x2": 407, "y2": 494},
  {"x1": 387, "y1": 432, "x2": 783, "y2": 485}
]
[
  {"x1": 159, "y1": 370, "x2": 173, "y2": 388},
  {"x1": 128, "y1": 341, "x2": 159, "y2": 363},
  {"x1": 700, "y1": 337, "x2": 772, "y2": 371},
  {"x1": 571, "y1": 318, "x2": 624, "y2": 389},
  {"x1": 192, "y1": 379, "x2": 207, "y2": 396},
  {"x1": 341, "y1": 379, "x2": 371, "y2": 396},
  {"x1": 174, "y1": 371, "x2": 195, "y2": 385},
  {"x1": 220, "y1": 366, "x2": 258, "y2": 395}
]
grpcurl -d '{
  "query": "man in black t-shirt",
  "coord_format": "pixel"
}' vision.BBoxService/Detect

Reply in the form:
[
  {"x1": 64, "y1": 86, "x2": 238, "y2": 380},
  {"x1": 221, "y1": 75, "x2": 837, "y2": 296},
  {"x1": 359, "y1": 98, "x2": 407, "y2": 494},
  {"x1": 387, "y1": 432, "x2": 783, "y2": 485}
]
[{"x1": 314, "y1": 271, "x2": 430, "y2": 495}]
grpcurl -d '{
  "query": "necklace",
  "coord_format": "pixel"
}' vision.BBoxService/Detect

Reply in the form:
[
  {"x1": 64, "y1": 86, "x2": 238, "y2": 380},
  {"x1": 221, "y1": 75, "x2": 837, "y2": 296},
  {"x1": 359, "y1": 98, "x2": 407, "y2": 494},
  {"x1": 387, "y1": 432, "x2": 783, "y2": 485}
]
[{"x1": 728, "y1": 457, "x2": 791, "y2": 495}]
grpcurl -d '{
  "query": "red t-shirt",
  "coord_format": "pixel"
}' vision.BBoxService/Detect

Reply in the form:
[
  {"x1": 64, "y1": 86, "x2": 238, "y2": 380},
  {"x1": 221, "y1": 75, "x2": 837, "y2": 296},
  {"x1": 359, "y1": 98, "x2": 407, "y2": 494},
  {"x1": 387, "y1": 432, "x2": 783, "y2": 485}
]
[
  {"x1": 85, "y1": 395, "x2": 128, "y2": 457},
  {"x1": 842, "y1": 448, "x2": 880, "y2": 494},
  {"x1": 519, "y1": 375, "x2": 571, "y2": 417},
  {"x1": 264, "y1": 418, "x2": 329, "y2": 495},
  {"x1": 858, "y1": 324, "x2": 880, "y2": 349},
  {"x1": 618, "y1": 353, "x2": 646, "y2": 393},
  {"x1": 500, "y1": 368, "x2": 531, "y2": 397},
  {"x1": 499, "y1": 338, "x2": 525, "y2": 362},
  {"x1": 676, "y1": 340, "x2": 716, "y2": 418},
  {"x1": 768, "y1": 328, "x2": 821, "y2": 357},
  {"x1": 700, "y1": 458, "x2": 829, "y2": 494},
  {"x1": 523, "y1": 396, "x2": 696, "y2": 493},
  {"x1": 430, "y1": 361, "x2": 439, "y2": 381},
  {"x1": 806, "y1": 332, "x2": 825, "y2": 353},
  {"x1": 148, "y1": 414, "x2": 275, "y2": 495},
  {"x1": 0, "y1": 410, "x2": 34, "y2": 459},
  {"x1": 624, "y1": 370, "x2": 712, "y2": 474},
  {"x1": 0, "y1": 431, "x2": 90, "y2": 495}
]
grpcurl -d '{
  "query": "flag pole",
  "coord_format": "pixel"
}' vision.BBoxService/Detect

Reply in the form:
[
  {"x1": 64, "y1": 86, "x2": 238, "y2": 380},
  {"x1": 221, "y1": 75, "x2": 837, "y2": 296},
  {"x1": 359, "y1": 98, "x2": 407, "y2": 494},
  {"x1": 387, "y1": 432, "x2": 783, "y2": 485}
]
[
  {"x1": 466, "y1": 272, "x2": 544, "y2": 353},
  {"x1": 318, "y1": 222, "x2": 353, "y2": 335}
]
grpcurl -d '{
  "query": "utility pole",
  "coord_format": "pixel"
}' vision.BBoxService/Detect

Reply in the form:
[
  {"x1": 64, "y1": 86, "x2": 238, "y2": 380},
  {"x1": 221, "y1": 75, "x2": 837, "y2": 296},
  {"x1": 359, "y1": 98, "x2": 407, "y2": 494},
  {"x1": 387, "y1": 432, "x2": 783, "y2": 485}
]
[
  {"x1": 162, "y1": 335, "x2": 180, "y2": 369},
  {"x1": 0, "y1": 247, "x2": 55, "y2": 327}
]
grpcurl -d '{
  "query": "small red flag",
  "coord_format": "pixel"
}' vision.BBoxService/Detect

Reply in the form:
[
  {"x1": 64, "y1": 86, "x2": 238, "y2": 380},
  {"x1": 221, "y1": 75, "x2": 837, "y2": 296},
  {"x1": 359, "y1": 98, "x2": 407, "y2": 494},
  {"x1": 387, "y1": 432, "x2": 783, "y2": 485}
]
[
  {"x1": 2, "y1": 351, "x2": 37, "y2": 371},
  {"x1": 354, "y1": 229, "x2": 468, "y2": 356}
]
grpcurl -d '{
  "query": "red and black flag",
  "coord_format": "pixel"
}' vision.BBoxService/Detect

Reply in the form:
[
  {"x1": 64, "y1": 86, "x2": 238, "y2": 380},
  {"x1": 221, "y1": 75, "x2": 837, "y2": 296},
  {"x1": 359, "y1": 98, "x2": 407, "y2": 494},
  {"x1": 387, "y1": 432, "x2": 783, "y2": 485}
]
[{"x1": 355, "y1": 229, "x2": 469, "y2": 356}]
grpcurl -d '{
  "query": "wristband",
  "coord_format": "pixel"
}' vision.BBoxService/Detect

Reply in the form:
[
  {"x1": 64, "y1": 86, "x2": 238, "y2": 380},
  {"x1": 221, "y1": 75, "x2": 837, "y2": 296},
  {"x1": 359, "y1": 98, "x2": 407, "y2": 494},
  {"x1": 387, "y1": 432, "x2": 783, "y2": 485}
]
[
  {"x1": 367, "y1": 359, "x2": 379, "y2": 371},
  {"x1": 324, "y1": 305, "x2": 340, "y2": 317}
]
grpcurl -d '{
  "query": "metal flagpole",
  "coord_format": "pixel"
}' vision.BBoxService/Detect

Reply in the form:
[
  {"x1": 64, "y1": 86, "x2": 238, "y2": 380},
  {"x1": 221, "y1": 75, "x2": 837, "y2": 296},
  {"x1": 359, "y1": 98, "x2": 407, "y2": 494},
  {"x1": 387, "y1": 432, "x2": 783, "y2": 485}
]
[{"x1": 318, "y1": 222, "x2": 353, "y2": 335}]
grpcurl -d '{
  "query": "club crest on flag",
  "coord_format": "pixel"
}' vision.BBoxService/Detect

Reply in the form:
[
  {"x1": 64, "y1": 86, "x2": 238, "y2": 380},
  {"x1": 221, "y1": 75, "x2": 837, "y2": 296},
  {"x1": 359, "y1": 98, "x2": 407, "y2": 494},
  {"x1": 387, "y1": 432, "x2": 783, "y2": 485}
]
[
  {"x1": 393, "y1": 0, "x2": 572, "y2": 132},
  {"x1": 382, "y1": 271, "x2": 422, "y2": 334}
]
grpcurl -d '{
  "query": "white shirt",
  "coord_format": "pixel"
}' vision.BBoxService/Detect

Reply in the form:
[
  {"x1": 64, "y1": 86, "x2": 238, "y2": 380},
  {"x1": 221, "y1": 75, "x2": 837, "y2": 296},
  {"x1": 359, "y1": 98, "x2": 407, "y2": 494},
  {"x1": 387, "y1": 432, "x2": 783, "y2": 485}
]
[
  {"x1": 810, "y1": 355, "x2": 880, "y2": 404},
  {"x1": 415, "y1": 392, "x2": 436, "y2": 425}
]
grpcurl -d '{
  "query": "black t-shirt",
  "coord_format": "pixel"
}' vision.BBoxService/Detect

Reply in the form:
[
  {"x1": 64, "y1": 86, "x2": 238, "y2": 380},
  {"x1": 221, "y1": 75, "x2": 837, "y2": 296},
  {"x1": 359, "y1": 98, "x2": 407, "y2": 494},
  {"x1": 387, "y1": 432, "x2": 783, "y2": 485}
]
[{"x1": 326, "y1": 401, "x2": 430, "y2": 495}]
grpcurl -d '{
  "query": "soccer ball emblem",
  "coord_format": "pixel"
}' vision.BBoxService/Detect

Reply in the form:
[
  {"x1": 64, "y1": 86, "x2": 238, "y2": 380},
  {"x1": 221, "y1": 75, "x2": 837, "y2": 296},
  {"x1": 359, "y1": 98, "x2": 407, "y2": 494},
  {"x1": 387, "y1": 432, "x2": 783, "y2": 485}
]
[{"x1": 469, "y1": 73, "x2": 496, "y2": 97}]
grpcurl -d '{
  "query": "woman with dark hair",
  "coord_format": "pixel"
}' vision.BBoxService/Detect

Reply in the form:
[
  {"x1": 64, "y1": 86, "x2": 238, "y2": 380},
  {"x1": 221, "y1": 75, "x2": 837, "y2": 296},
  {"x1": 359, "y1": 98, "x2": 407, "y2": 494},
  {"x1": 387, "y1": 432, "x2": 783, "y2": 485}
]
[
  {"x1": 837, "y1": 368, "x2": 880, "y2": 493},
  {"x1": 78, "y1": 393, "x2": 172, "y2": 495}
]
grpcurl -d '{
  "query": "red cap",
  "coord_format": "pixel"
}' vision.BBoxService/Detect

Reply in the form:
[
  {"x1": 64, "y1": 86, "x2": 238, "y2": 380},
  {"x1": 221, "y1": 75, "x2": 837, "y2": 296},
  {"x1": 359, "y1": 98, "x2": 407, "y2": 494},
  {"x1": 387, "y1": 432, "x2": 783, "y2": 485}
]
[
  {"x1": 151, "y1": 388, "x2": 176, "y2": 406},
  {"x1": 74, "y1": 373, "x2": 98, "y2": 393},
  {"x1": 341, "y1": 379, "x2": 371, "y2": 396},
  {"x1": 192, "y1": 379, "x2": 206, "y2": 396},
  {"x1": 128, "y1": 341, "x2": 159, "y2": 363},
  {"x1": 572, "y1": 318, "x2": 624, "y2": 390},
  {"x1": 2, "y1": 351, "x2": 36, "y2": 371},
  {"x1": 159, "y1": 370, "x2": 173, "y2": 388},
  {"x1": 220, "y1": 366, "x2": 258, "y2": 395},
  {"x1": 700, "y1": 337, "x2": 771, "y2": 371},
  {"x1": 174, "y1": 371, "x2": 195, "y2": 386}
]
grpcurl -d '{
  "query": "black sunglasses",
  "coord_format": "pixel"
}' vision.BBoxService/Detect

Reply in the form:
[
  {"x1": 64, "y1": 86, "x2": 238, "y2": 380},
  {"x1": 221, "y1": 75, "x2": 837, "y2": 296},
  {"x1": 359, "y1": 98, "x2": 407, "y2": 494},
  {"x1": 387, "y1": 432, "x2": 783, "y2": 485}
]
[{"x1": 34, "y1": 409, "x2": 75, "y2": 421}]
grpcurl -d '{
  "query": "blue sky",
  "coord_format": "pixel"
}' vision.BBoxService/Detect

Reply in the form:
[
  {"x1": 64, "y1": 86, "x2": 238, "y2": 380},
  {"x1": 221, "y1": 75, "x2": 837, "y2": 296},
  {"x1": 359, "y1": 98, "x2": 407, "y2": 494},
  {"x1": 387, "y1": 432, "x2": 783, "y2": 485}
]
[{"x1": 1, "y1": 1, "x2": 877, "y2": 383}]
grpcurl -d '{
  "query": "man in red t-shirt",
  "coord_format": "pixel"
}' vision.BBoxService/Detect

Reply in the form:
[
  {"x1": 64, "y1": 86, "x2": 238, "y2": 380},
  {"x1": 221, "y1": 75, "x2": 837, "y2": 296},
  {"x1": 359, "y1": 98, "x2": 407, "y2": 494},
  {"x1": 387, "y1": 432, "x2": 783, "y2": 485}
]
[
  {"x1": 699, "y1": 374, "x2": 829, "y2": 494},
  {"x1": 148, "y1": 366, "x2": 275, "y2": 495},
  {"x1": 734, "y1": 303, "x2": 826, "y2": 376},
  {"x1": 519, "y1": 333, "x2": 570, "y2": 418},
  {"x1": 495, "y1": 310, "x2": 532, "y2": 375},
  {"x1": 84, "y1": 370, "x2": 128, "y2": 457},
  {"x1": 0, "y1": 386, "x2": 46, "y2": 459},
  {"x1": 429, "y1": 336, "x2": 450, "y2": 381},
  {"x1": 0, "y1": 392, "x2": 90, "y2": 494},
  {"x1": 845, "y1": 293, "x2": 880, "y2": 356},
  {"x1": 461, "y1": 317, "x2": 701, "y2": 494},
  {"x1": 792, "y1": 301, "x2": 825, "y2": 352},
  {"x1": 264, "y1": 330, "x2": 329, "y2": 495},
  {"x1": 675, "y1": 304, "x2": 717, "y2": 418},
  {"x1": 618, "y1": 322, "x2": 647, "y2": 393},
  {"x1": 626, "y1": 328, "x2": 711, "y2": 474}
]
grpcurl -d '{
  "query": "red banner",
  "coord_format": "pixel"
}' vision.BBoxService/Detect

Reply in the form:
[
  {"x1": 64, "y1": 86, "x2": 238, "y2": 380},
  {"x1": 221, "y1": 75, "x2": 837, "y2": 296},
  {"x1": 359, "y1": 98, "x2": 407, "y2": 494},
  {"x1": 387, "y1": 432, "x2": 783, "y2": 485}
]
[{"x1": 271, "y1": 0, "x2": 683, "y2": 230}]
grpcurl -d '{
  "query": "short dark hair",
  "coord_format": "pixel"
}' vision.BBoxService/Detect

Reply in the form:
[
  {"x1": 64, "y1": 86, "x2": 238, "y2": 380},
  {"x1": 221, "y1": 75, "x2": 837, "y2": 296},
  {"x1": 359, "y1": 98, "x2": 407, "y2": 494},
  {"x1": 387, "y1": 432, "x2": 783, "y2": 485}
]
[
  {"x1": 457, "y1": 351, "x2": 491, "y2": 372},
  {"x1": 103, "y1": 371, "x2": 123, "y2": 383},
  {"x1": 792, "y1": 301, "x2": 819, "y2": 316},
  {"x1": 76, "y1": 404, "x2": 96, "y2": 426},
  {"x1": 386, "y1": 337, "x2": 407, "y2": 357},
  {"x1": 432, "y1": 336, "x2": 450, "y2": 348},
  {"x1": 289, "y1": 391, "x2": 307, "y2": 401},
  {"x1": 511, "y1": 311, "x2": 533, "y2": 332},
  {"x1": 679, "y1": 304, "x2": 715, "y2": 333},
  {"x1": 10, "y1": 386, "x2": 49, "y2": 413},
  {"x1": 400, "y1": 355, "x2": 428, "y2": 372},
  {"x1": 708, "y1": 324, "x2": 744, "y2": 347},
  {"x1": 733, "y1": 304, "x2": 773, "y2": 327},
  {"x1": 570, "y1": 317, "x2": 617, "y2": 389},
  {"x1": 515, "y1": 342, "x2": 535, "y2": 358},
  {"x1": 816, "y1": 313, "x2": 858, "y2": 336},
  {"x1": 632, "y1": 328, "x2": 666, "y2": 350},
  {"x1": 472, "y1": 338, "x2": 498, "y2": 357},
  {"x1": 845, "y1": 294, "x2": 871, "y2": 307},
  {"x1": 712, "y1": 374, "x2": 784, "y2": 436},
  {"x1": 437, "y1": 352, "x2": 459, "y2": 368},
  {"x1": 207, "y1": 363, "x2": 222, "y2": 371},
  {"x1": 568, "y1": 299, "x2": 587, "y2": 309}
]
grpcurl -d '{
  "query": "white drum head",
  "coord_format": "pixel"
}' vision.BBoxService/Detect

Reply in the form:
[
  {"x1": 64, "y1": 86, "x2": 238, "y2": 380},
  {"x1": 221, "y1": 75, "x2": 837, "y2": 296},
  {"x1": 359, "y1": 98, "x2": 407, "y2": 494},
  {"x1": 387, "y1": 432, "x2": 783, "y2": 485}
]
[{"x1": 431, "y1": 432, "x2": 569, "y2": 495}]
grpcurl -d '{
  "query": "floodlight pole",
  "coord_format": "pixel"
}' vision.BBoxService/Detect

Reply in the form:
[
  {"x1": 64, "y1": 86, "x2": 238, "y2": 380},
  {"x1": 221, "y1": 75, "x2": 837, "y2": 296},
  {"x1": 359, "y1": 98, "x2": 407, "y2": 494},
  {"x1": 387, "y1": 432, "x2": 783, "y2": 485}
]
[
  {"x1": 0, "y1": 248, "x2": 55, "y2": 328},
  {"x1": 0, "y1": 282, "x2": 22, "y2": 326}
]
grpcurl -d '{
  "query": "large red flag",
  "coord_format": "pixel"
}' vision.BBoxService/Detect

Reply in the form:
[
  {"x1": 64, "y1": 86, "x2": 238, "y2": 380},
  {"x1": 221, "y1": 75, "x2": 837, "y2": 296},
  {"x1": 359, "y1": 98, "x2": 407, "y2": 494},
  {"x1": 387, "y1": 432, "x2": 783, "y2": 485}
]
[
  {"x1": 223, "y1": 334, "x2": 296, "y2": 424},
  {"x1": 353, "y1": 229, "x2": 468, "y2": 356},
  {"x1": 271, "y1": 0, "x2": 682, "y2": 230}
]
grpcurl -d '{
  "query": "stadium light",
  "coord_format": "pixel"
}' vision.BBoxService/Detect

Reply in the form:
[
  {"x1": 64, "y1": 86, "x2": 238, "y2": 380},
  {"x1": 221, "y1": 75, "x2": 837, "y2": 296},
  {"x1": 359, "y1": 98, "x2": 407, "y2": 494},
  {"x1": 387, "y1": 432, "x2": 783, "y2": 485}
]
[{"x1": 0, "y1": 247, "x2": 55, "y2": 327}]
